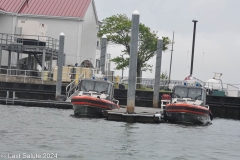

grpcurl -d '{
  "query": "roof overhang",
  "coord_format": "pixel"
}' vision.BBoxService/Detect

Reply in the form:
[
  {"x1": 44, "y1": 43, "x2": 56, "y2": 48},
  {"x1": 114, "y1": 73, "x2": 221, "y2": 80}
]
[
  {"x1": 0, "y1": 10, "x2": 16, "y2": 15},
  {"x1": 0, "y1": 9, "x2": 84, "y2": 21},
  {"x1": 17, "y1": 13, "x2": 84, "y2": 21},
  {"x1": 92, "y1": 0, "x2": 99, "y2": 24}
]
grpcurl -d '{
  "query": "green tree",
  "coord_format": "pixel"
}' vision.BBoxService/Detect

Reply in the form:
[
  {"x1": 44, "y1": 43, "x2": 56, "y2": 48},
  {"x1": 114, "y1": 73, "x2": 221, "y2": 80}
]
[{"x1": 98, "y1": 14, "x2": 171, "y2": 87}]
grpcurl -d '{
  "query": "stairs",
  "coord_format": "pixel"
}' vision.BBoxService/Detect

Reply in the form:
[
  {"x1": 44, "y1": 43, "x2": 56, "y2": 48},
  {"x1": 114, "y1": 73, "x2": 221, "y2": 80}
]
[{"x1": 34, "y1": 54, "x2": 47, "y2": 70}]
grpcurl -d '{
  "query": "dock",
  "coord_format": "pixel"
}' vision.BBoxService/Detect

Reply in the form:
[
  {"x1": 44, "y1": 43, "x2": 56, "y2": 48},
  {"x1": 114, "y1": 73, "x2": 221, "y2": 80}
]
[
  {"x1": 0, "y1": 98, "x2": 72, "y2": 109},
  {"x1": 103, "y1": 106, "x2": 163, "y2": 123}
]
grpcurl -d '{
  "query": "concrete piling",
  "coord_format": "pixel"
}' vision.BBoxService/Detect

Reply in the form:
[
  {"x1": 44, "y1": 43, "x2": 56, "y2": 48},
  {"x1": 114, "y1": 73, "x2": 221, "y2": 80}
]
[
  {"x1": 0, "y1": 46, "x2": 2, "y2": 69},
  {"x1": 127, "y1": 10, "x2": 140, "y2": 114},
  {"x1": 153, "y1": 38, "x2": 163, "y2": 108},
  {"x1": 8, "y1": 51, "x2": 11, "y2": 70},
  {"x1": 56, "y1": 32, "x2": 65, "y2": 100},
  {"x1": 100, "y1": 35, "x2": 107, "y2": 75}
]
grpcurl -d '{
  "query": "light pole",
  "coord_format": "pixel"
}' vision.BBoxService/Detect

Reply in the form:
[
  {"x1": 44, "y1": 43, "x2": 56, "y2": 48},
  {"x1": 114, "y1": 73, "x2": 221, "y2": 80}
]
[
  {"x1": 190, "y1": 20, "x2": 198, "y2": 76},
  {"x1": 168, "y1": 32, "x2": 174, "y2": 81},
  {"x1": 121, "y1": 55, "x2": 124, "y2": 79}
]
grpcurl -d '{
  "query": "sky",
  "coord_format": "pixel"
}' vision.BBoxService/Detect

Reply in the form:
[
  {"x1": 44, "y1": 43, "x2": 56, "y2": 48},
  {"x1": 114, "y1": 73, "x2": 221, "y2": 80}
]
[{"x1": 94, "y1": 0, "x2": 240, "y2": 84}]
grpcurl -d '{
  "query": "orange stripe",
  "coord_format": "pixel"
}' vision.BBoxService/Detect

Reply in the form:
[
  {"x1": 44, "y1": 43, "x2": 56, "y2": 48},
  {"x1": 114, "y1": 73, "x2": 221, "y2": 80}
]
[
  {"x1": 72, "y1": 102, "x2": 113, "y2": 109},
  {"x1": 166, "y1": 109, "x2": 209, "y2": 116},
  {"x1": 72, "y1": 96, "x2": 113, "y2": 104},
  {"x1": 166, "y1": 103, "x2": 209, "y2": 110}
]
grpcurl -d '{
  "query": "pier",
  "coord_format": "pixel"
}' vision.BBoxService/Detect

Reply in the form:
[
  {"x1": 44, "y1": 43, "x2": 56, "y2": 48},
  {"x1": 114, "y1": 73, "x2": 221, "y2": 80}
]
[{"x1": 103, "y1": 107, "x2": 163, "y2": 123}]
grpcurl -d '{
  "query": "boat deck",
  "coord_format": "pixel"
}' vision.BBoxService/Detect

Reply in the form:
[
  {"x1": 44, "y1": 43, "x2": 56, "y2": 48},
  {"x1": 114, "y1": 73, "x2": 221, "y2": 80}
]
[{"x1": 103, "y1": 106, "x2": 163, "y2": 123}]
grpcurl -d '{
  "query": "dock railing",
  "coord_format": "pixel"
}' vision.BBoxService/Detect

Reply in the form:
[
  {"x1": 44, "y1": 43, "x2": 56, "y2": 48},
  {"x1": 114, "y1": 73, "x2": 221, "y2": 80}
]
[
  {"x1": 113, "y1": 76, "x2": 240, "y2": 97},
  {"x1": 0, "y1": 67, "x2": 81, "y2": 84}
]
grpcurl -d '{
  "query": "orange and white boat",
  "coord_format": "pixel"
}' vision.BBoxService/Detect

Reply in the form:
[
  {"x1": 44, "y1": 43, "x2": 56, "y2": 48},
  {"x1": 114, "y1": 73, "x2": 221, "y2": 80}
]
[
  {"x1": 164, "y1": 81, "x2": 213, "y2": 125},
  {"x1": 71, "y1": 78, "x2": 120, "y2": 117}
]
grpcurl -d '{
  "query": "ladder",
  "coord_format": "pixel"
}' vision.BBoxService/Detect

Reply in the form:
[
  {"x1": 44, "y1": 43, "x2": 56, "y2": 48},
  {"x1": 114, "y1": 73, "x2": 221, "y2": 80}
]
[{"x1": 6, "y1": 91, "x2": 15, "y2": 105}]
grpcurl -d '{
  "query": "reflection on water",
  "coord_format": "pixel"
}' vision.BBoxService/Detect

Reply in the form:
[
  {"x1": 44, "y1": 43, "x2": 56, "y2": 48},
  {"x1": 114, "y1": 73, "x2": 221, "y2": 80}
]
[{"x1": 0, "y1": 105, "x2": 240, "y2": 160}]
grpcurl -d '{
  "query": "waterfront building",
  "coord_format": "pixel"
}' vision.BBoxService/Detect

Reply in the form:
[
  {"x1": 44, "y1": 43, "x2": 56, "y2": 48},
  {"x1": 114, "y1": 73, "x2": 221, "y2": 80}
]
[{"x1": 0, "y1": 0, "x2": 99, "y2": 69}]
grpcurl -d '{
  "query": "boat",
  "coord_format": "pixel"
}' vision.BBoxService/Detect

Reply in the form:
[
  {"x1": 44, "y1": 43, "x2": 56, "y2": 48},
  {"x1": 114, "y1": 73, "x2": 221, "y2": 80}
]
[
  {"x1": 164, "y1": 78, "x2": 213, "y2": 125},
  {"x1": 71, "y1": 78, "x2": 120, "y2": 117}
]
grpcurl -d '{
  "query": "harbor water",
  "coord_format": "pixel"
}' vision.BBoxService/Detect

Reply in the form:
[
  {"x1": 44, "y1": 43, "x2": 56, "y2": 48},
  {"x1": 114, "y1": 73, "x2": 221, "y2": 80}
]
[{"x1": 1, "y1": 105, "x2": 240, "y2": 160}]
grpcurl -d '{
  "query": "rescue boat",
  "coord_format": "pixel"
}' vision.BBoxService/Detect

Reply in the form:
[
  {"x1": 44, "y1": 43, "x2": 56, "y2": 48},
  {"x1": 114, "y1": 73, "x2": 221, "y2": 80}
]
[
  {"x1": 164, "y1": 81, "x2": 213, "y2": 125},
  {"x1": 71, "y1": 78, "x2": 120, "y2": 117}
]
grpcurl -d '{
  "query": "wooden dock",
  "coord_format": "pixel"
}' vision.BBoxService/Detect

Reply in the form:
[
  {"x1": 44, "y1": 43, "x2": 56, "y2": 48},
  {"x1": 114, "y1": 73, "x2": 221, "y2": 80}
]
[
  {"x1": 103, "y1": 106, "x2": 163, "y2": 123},
  {"x1": 0, "y1": 98, "x2": 72, "y2": 109}
]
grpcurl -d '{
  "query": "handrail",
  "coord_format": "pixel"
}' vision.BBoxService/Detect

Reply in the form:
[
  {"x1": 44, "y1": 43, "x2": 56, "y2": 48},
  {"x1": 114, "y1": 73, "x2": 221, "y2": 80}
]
[
  {"x1": 66, "y1": 73, "x2": 85, "y2": 101},
  {"x1": 0, "y1": 33, "x2": 59, "y2": 51},
  {"x1": 0, "y1": 67, "x2": 79, "y2": 83}
]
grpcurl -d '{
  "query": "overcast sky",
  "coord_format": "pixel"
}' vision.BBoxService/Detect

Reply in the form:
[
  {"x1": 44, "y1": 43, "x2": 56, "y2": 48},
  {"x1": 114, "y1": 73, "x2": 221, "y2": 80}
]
[{"x1": 94, "y1": 0, "x2": 240, "y2": 84}]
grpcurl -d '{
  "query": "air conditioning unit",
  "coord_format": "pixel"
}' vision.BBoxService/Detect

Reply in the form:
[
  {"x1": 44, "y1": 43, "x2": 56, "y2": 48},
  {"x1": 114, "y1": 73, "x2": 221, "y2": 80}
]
[{"x1": 18, "y1": 20, "x2": 47, "y2": 42}]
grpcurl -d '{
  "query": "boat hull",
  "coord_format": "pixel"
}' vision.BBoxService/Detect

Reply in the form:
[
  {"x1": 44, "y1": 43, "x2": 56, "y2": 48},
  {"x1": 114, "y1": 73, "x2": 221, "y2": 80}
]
[
  {"x1": 71, "y1": 95, "x2": 120, "y2": 117},
  {"x1": 166, "y1": 112, "x2": 211, "y2": 125},
  {"x1": 165, "y1": 103, "x2": 212, "y2": 125},
  {"x1": 73, "y1": 104, "x2": 108, "y2": 117}
]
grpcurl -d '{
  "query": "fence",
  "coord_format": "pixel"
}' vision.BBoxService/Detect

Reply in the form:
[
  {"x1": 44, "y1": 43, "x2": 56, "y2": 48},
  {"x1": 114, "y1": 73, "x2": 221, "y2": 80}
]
[
  {"x1": 0, "y1": 67, "x2": 239, "y2": 97},
  {"x1": 117, "y1": 77, "x2": 240, "y2": 97},
  {"x1": 0, "y1": 67, "x2": 78, "y2": 84}
]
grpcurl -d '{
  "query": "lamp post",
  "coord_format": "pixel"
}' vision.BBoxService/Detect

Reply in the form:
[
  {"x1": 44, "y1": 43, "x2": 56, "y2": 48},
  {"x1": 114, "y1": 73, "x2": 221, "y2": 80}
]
[
  {"x1": 121, "y1": 55, "x2": 124, "y2": 79},
  {"x1": 168, "y1": 32, "x2": 174, "y2": 81},
  {"x1": 190, "y1": 20, "x2": 198, "y2": 76}
]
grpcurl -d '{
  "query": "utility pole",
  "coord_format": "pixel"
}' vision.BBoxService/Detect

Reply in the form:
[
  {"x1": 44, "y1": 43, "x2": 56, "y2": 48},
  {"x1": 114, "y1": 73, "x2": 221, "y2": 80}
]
[
  {"x1": 168, "y1": 31, "x2": 174, "y2": 81},
  {"x1": 190, "y1": 20, "x2": 198, "y2": 76}
]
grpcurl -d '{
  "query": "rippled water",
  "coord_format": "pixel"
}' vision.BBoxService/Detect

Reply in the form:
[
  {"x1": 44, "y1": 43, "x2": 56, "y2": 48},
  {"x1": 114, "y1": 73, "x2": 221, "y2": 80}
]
[{"x1": 1, "y1": 105, "x2": 240, "y2": 160}]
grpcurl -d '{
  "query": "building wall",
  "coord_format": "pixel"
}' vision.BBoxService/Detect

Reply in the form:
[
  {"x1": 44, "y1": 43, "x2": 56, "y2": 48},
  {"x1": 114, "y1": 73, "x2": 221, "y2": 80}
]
[
  {"x1": 0, "y1": 14, "x2": 17, "y2": 67},
  {"x1": 80, "y1": 1, "x2": 98, "y2": 67}
]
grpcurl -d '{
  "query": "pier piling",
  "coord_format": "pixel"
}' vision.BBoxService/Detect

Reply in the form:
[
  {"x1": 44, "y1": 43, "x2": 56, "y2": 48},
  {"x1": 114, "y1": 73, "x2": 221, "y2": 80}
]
[
  {"x1": 100, "y1": 35, "x2": 107, "y2": 75},
  {"x1": 8, "y1": 51, "x2": 11, "y2": 70},
  {"x1": 127, "y1": 10, "x2": 140, "y2": 114},
  {"x1": 0, "y1": 46, "x2": 2, "y2": 69},
  {"x1": 153, "y1": 38, "x2": 163, "y2": 108},
  {"x1": 56, "y1": 32, "x2": 65, "y2": 100}
]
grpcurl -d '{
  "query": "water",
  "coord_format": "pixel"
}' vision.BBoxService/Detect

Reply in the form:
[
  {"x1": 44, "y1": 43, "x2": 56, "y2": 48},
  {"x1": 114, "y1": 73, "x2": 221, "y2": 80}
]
[{"x1": 1, "y1": 105, "x2": 240, "y2": 160}]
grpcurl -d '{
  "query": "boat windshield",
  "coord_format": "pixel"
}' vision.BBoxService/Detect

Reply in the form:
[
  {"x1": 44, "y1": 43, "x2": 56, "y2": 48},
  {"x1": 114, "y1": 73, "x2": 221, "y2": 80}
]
[
  {"x1": 174, "y1": 87, "x2": 188, "y2": 98},
  {"x1": 174, "y1": 87, "x2": 203, "y2": 100},
  {"x1": 94, "y1": 81, "x2": 110, "y2": 94},
  {"x1": 188, "y1": 88, "x2": 202, "y2": 100},
  {"x1": 81, "y1": 80, "x2": 95, "y2": 92},
  {"x1": 80, "y1": 80, "x2": 111, "y2": 95}
]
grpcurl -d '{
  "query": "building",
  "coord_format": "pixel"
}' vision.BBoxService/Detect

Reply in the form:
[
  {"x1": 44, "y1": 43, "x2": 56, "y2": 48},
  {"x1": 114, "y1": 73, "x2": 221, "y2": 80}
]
[{"x1": 0, "y1": 0, "x2": 99, "y2": 69}]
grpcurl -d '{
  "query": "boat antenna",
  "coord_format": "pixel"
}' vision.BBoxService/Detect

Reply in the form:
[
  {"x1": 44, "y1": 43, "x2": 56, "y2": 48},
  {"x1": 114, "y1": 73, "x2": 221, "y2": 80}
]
[{"x1": 190, "y1": 20, "x2": 198, "y2": 76}]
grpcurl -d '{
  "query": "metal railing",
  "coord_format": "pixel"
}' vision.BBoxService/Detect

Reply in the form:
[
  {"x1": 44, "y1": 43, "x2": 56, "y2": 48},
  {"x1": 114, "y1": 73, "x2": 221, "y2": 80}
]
[
  {"x1": 0, "y1": 67, "x2": 81, "y2": 84},
  {"x1": 66, "y1": 74, "x2": 85, "y2": 101},
  {"x1": 115, "y1": 76, "x2": 240, "y2": 97},
  {"x1": 0, "y1": 33, "x2": 59, "y2": 51}
]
